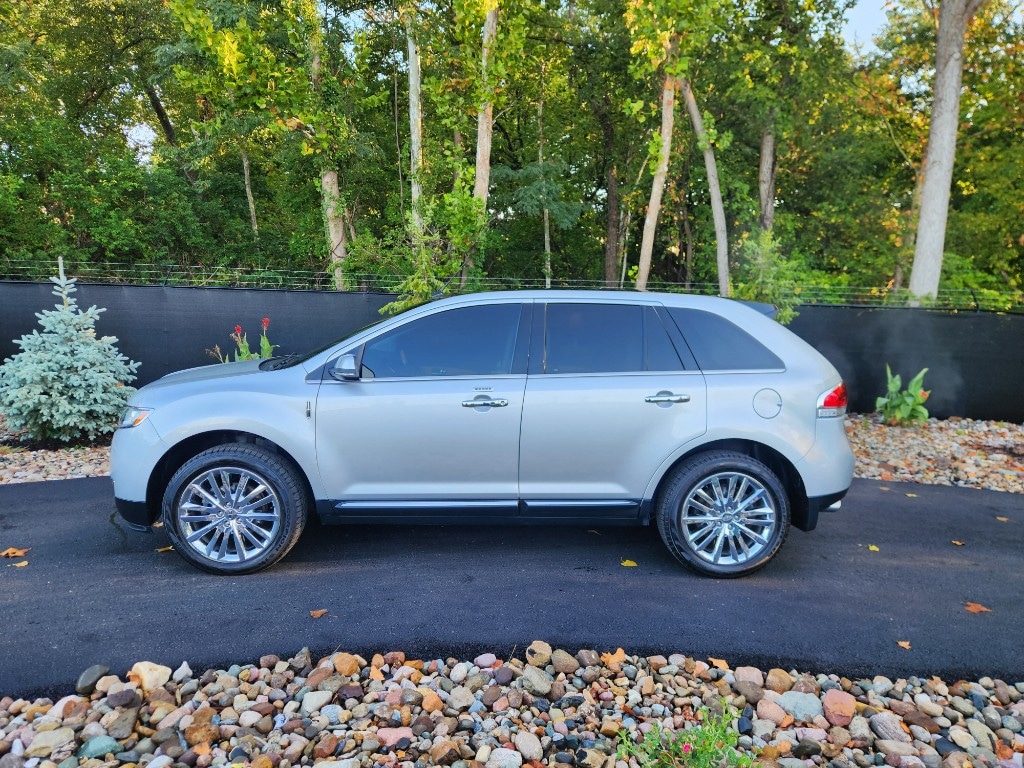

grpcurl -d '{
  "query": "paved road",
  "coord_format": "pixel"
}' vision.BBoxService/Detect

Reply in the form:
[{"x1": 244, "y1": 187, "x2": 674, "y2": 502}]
[{"x1": 1, "y1": 477, "x2": 1021, "y2": 697}]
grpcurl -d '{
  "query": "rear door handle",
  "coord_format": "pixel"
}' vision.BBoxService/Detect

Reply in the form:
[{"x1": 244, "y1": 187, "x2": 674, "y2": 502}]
[
  {"x1": 462, "y1": 398, "x2": 509, "y2": 408},
  {"x1": 645, "y1": 393, "x2": 690, "y2": 404}
]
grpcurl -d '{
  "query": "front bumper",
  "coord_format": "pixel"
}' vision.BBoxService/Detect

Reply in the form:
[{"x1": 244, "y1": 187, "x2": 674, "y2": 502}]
[{"x1": 110, "y1": 418, "x2": 167, "y2": 526}]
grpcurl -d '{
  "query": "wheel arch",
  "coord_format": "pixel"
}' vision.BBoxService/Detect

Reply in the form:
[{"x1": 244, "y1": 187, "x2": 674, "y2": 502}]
[
  {"x1": 648, "y1": 438, "x2": 814, "y2": 532},
  {"x1": 145, "y1": 431, "x2": 314, "y2": 523}
]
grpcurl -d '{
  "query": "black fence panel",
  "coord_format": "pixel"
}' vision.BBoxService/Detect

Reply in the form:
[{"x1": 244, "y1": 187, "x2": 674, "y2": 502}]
[
  {"x1": 1, "y1": 282, "x2": 1021, "y2": 422},
  {"x1": 0, "y1": 282, "x2": 393, "y2": 386},
  {"x1": 788, "y1": 306, "x2": 1024, "y2": 422}
]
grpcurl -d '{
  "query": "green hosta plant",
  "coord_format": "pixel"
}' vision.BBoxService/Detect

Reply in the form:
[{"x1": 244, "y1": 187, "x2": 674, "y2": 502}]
[
  {"x1": 876, "y1": 365, "x2": 930, "y2": 425},
  {"x1": 0, "y1": 259, "x2": 140, "y2": 442},
  {"x1": 618, "y1": 707, "x2": 752, "y2": 768}
]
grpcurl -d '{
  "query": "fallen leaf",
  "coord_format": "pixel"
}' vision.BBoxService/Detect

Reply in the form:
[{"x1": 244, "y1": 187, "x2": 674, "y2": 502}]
[
  {"x1": 868, "y1": 544, "x2": 880, "y2": 552},
  {"x1": 600, "y1": 648, "x2": 626, "y2": 667},
  {"x1": 155, "y1": 545, "x2": 174, "y2": 553},
  {"x1": 995, "y1": 516, "x2": 1009, "y2": 523},
  {"x1": 905, "y1": 493, "x2": 918, "y2": 498},
  {"x1": 708, "y1": 657, "x2": 730, "y2": 670},
  {"x1": 964, "y1": 602, "x2": 991, "y2": 614},
  {"x1": 620, "y1": 559, "x2": 637, "y2": 567},
  {"x1": 879, "y1": 487, "x2": 891, "y2": 492},
  {"x1": 309, "y1": 609, "x2": 328, "y2": 619},
  {"x1": 897, "y1": 641, "x2": 912, "y2": 650},
  {"x1": 153, "y1": 521, "x2": 164, "y2": 528},
  {"x1": 952, "y1": 540, "x2": 965, "y2": 546},
  {"x1": 9, "y1": 560, "x2": 28, "y2": 568},
  {"x1": 1, "y1": 547, "x2": 30, "y2": 558}
]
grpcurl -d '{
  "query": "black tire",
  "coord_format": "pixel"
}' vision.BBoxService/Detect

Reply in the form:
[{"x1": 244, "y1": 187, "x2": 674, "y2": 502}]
[
  {"x1": 656, "y1": 450, "x2": 790, "y2": 577},
  {"x1": 162, "y1": 443, "x2": 308, "y2": 574}
]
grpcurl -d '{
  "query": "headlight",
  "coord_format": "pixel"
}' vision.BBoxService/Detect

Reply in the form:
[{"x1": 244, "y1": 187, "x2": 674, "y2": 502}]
[{"x1": 119, "y1": 406, "x2": 153, "y2": 429}]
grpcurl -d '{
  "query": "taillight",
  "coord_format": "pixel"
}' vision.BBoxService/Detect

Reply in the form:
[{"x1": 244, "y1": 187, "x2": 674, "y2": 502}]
[{"x1": 817, "y1": 382, "x2": 848, "y2": 418}]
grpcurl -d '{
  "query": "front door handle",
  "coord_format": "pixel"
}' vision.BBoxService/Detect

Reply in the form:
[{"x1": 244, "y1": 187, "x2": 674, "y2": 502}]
[
  {"x1": 462, "y1": 398, "x2": 509, "y2": 408},
  {"x1": 645, "y1": 392, "x2": 691, "y2": 404}
]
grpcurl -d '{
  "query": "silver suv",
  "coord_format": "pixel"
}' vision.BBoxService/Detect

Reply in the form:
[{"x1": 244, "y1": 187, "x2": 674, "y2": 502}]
[{"x1": 112, "y1": 290, "x2": 854, "y2": 577}]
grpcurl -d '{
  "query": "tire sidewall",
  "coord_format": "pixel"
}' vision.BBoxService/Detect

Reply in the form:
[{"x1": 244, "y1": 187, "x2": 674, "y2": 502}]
[
  {"x1": 162, "y1": 444, "x2": 307, "y2": 575},
  {"x1": 657, "y1": 451, "x2": 790, "y2": 577}
]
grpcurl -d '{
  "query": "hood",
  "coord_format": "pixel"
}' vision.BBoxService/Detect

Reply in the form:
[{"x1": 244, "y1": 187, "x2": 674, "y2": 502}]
[{"x1": 140, "y1": 359, "x2": 264, "y2": 394}]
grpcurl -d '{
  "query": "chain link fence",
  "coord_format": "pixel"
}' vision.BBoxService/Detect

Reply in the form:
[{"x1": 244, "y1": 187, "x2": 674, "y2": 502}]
[{"x1": 2, "y1": 256, "x2": 1021, "y2": 313}]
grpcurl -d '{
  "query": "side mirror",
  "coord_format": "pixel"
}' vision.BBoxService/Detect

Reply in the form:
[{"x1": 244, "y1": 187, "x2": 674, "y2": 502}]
[{"x1": 329, "y1": 353, "x2": 360, "y2": 381}]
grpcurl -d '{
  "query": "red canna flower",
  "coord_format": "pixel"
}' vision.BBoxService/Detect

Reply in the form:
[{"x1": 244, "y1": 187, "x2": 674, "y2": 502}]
[
  {"x1": 921, "y1": 390, "x2": 929, "y2": 401},
  {"x1": 235, "y1": 325, "x2": 243, "y2": 335},
  {"x1": 262, "y1": 317, "x2": 270, "y2": 330}
]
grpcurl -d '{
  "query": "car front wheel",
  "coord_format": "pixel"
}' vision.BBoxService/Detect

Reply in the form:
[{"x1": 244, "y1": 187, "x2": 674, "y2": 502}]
[
  {"x1": 656, "y1": 451, "x2": 790, "y2": 577},
  {"x1": 162, "y1": 444, "x2": 307, "y2": 574}
]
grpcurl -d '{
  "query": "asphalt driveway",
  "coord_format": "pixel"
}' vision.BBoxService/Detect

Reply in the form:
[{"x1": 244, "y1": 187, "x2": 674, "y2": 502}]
[{"x1": 1, "y1": 476, "x2": 1021, "y2": 697}]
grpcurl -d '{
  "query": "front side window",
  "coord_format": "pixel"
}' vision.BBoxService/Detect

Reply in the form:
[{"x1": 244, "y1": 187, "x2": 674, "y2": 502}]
[{"x1": 360, "y1": 304, "x2": 522, "y2": 378}]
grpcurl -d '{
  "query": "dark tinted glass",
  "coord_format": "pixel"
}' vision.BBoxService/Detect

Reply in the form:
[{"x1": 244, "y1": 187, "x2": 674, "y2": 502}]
[
  {"x1": 645, "y1": 309, "x2": 684, "y2": 371},
  {"x1": 544, "y1": 304, "x2": 642, "y2": 373},
  {"x1": 361, "y1": 304, "x2": 521, "y2": 378},
  {"x1": 668, "y1": 307, "x2": 784, "y2": 371}
]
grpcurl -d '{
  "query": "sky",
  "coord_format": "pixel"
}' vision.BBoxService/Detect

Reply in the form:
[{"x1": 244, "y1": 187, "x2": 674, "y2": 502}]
[{"x1": 843, "y1": 0, "x2": 889, "y2": 49}]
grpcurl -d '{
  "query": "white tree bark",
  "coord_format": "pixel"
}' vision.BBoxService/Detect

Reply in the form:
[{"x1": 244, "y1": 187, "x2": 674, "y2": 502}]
[
  {"x1": 908, "y1": 0, "x2": 990, "y2": 299},
  {"x1": 462, "y1": 3, "x2": 498, "y2": 286},
  {"x1": 635, "y1": 74, "x2": 676, "y2": 292},
  {"x1": 681, "y1": 78, "x2": 730, "y2": 297},
  {"x1": 405, "y1": 15, "x2": 424, "y2": 238},
  {"x1": 321, "y1": 169, "x2": 349, "y2": 290}
]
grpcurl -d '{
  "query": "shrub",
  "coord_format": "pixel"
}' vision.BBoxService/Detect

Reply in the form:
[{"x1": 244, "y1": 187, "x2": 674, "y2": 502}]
[
  {"x1": 617, "y1": 707, "x2": 752, "y2": 768},
  {"x1": 875, "y1": 364, "x2": 930, "y2": 425},
  {"x1": 0, "y1": 259, "x2": 140, "y2": 442}
]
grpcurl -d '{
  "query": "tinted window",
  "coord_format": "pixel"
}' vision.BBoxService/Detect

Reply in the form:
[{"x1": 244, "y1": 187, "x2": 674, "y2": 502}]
[
  {"x1": 668, "y1": 307, "x2": 784, "y2": 371},
  {"x1": 645, "y1": 308, "x2": 684, "y2": 371},
  {"x1": 361, "y1": 304, "x2": 521, "y2": 378},
  {"x1": 544, "y1": 304, "x2": 642, "y2": 373}
]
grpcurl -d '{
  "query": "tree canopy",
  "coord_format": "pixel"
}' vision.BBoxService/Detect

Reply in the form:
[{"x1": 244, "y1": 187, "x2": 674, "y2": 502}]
[{"x1": 1, "y1": 0, "x2": 1021, "y2": 307}]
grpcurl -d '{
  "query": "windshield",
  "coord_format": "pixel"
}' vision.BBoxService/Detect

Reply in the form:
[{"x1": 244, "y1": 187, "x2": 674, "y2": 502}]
[{"x1": 259, "y1": 315, "x2": 391, "y2": 371}]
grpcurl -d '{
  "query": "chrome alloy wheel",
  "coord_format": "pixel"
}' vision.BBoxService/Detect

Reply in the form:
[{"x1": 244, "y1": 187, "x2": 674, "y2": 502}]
[
  {"x1": 679, "y1": 470, "x2": 778, "y2": 566},
  {"x1": 175, "y1": 466, "x2": 283, "y2": 564}
]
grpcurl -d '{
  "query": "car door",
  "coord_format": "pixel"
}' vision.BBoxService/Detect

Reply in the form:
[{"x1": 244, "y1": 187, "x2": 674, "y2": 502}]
[
  {"x1": 518, "y1": 301, "x2": 707, "y2": 520},
  {"x1": 314, "y1": 301, "x2": 530, "y2": 521}
]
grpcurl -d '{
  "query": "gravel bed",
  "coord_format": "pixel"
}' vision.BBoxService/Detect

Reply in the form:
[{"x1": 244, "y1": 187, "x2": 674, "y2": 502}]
[
  {"x1": 1, "y1": 645, "x2": 1022, "y2": 768},
  {"x1": 2, "y1": 414, "x2": 1021, "y2": 493}
]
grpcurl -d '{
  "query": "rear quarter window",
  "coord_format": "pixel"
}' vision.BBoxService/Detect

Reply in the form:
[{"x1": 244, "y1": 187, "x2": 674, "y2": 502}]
[{"x1": 668, "y1": 307, "x2": 784, "y2": 371}]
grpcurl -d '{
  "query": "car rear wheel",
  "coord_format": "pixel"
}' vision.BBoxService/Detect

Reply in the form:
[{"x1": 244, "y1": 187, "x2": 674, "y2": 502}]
[
  {"x1": 656, "y1": 451, "x2": 789, "y2": 577},
  {"x1": 162, "y1": 444, "x2": 307, "y2": 574}
]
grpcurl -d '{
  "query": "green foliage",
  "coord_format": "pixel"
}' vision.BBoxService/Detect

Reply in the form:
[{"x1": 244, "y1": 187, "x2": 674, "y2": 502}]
[
  {"x1": 875, "y1": 365, "x2": 930, "y2": 425},
  {"x1": 617, "y1": 707, "x2": 753, "y2": 768},
  {"x1": 733, "y1": 230, "x2": 800, "y2": 324},
  {"x1": 0, "y1": 260, "x2": 139, "y2": 443}
]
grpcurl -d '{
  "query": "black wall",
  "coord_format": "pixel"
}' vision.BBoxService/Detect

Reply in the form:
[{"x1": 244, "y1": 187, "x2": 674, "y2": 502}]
[
  {"x1": 0, "y1": 282, "x2": 393, "y2": 385},
  {"x1": 1, "y1": 282, "x2": 1021, "y2": 422}
]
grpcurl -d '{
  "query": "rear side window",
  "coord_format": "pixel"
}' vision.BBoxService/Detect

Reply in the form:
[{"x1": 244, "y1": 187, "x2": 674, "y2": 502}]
[
  {"x1": 544, "y1": 303, "x2": 642, "y2": 373},
  {"x1": 668, "y1": 307, "x2": 784, "y2": 371}
]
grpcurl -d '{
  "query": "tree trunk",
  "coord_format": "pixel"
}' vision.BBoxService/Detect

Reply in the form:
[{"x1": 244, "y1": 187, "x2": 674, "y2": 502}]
[
  {"x1": 681, "y1": 78, "x2": 730, "y2": 297},
  {"x1": 635, "y1": 73, "x2": 676, "y2": 292},
  {"x1": 241, "y1": 146, "x2": 259, "y2": 239},
  {"x1": 405, "y1": 16, "x2": 424, "y2": 238},
  {"x1": 321, "y1": 169, "x2": 349, "y2": 290},
  {"x1": 462, "y1": 3, "x2": 498, "y2": 286},
  {"x1": 908, "y1": 0, "x2": 989, "y2": 299},
  {"x1": 758, "y1": 130, "x2": 776, "y2": 232},
  {"x1": 538, "y1": 97, "x2": 551, "y2": 288},
  {"x1": 604, "y1": 165, "x2": 620, "y2": 287},
  {"x1": 144, "y1": 84, "x2": 198, "y2": 185}
]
